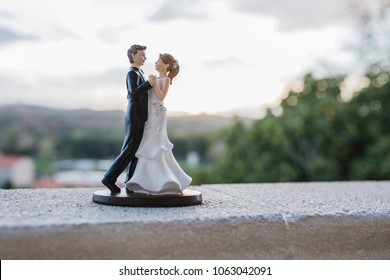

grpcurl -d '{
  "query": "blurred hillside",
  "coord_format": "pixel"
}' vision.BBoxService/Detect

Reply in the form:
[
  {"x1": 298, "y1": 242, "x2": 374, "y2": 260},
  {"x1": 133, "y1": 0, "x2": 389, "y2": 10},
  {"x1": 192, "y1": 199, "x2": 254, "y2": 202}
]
[
  {"x1": 0, "y1": 104, "x2": 253, "y2": 157},
  {"x1": 0, "y1": 105, "x2": 122, "y2": 142},
  {"x1": 0, "y1": 105, "x2": 122, "y2": 155}
]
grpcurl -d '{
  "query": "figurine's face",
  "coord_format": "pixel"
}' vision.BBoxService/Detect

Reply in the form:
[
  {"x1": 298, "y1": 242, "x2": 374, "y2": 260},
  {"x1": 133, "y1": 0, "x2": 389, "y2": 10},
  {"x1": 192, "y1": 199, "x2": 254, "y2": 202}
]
[
  {"x1": 132, "y1": 50, "x2": 146, "y2": 67},
  {"x1": 155, "y1": 57, "x2": 169, "y2": 72}
]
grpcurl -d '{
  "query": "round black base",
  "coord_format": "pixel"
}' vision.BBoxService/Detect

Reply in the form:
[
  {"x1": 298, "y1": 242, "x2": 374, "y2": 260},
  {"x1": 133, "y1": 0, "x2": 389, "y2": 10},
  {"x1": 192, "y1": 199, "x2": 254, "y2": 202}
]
[{"x1": 92, "y1": 188, "x2": 202, "y2": 207}]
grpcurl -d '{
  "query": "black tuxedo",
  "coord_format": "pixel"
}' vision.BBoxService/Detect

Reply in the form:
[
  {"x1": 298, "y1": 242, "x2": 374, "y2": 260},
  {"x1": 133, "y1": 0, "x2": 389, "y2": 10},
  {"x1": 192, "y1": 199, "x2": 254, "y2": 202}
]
[{"x1": 103, "y1": 66, "x2": 152, "y2": 183}]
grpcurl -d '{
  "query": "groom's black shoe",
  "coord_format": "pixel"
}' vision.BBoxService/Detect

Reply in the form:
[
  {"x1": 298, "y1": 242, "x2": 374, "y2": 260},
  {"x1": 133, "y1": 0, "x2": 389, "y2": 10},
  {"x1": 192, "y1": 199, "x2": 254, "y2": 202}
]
[{"x1": 101, "y1": 177, "x2": 121, "y2": 193}]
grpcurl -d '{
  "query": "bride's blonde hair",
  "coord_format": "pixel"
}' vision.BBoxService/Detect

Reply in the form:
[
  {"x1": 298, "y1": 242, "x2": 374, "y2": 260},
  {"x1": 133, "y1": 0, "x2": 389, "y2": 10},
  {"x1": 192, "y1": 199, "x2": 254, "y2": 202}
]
[{"x1": 160, "y1": 53, "x2": 179, "y2": 84}]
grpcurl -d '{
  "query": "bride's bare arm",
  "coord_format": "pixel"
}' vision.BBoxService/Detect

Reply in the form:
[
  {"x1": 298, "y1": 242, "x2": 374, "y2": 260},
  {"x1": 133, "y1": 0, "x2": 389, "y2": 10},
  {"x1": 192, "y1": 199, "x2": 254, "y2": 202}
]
[{"x1": 154, "y1": 77, "x2": 170, "y2": 101}]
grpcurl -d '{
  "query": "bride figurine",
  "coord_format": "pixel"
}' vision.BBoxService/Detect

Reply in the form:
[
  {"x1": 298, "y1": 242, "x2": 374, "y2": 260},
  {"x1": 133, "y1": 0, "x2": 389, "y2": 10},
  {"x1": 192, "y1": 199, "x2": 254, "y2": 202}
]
[{"x1": 126, "y1": 53, "x2": 192, "y2": 195}]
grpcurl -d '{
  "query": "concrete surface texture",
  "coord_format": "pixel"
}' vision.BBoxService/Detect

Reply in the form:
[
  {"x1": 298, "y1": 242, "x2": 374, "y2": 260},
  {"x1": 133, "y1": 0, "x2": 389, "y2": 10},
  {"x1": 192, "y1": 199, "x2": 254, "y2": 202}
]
[{"x1": 0, "y1": 181, "x2": 389, "y2": 259}]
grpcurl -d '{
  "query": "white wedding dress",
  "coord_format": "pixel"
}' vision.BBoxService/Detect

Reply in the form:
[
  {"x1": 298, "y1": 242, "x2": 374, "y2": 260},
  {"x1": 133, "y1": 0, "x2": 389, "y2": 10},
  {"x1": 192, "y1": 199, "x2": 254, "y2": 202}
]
[{"x1": 126, "y1": 79, "x2": 192, "y2": 195}]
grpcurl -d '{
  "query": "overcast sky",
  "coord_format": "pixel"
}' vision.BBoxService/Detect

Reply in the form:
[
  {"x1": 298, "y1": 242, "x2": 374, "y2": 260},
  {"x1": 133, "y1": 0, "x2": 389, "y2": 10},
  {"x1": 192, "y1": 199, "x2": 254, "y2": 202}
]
[{"x1": 0, "y1": 0, "x2": 379, "y2": 117}]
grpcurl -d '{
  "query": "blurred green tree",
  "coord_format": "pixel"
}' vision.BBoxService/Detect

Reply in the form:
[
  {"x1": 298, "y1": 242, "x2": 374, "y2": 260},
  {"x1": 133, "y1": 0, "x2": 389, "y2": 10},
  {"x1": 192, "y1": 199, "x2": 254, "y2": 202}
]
[{"x1": 210, "y1": 70, "x2": 390, "y2": 183}]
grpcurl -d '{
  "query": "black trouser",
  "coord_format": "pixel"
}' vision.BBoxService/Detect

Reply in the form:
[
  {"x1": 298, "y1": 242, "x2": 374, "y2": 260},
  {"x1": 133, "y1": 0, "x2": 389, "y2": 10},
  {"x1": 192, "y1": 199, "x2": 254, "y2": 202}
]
[{"x1": 104, "y1": 120, "x2": 145, "y2": 183}]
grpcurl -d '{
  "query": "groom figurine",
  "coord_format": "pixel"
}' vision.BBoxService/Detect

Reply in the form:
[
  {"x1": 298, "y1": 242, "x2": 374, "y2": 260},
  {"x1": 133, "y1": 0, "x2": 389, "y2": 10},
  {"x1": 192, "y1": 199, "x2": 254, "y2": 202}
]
[{"x1": 102, "y1": 44, "x2": 156, "y2": 193}]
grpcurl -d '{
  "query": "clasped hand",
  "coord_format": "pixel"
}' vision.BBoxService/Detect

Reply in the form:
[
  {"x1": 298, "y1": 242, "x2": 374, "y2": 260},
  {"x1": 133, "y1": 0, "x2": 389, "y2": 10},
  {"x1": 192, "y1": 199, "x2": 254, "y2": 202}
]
[{"x1": 148, "y1": 74, "x2": 157, "y2": 86}]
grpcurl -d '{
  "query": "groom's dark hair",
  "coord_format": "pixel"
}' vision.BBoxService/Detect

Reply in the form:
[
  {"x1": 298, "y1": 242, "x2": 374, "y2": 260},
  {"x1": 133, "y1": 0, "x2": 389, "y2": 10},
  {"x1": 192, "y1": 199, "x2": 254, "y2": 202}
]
[{"x1": 127, "y1": 44, "x2": 147, "y2": 63}]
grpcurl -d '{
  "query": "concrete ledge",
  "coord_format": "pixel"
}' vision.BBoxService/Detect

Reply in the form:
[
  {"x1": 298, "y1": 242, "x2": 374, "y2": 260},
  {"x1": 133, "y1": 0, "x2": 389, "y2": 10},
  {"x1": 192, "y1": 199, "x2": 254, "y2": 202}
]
[{"x1": 1, "y1": 181, "x2": 389, "y2": 259}]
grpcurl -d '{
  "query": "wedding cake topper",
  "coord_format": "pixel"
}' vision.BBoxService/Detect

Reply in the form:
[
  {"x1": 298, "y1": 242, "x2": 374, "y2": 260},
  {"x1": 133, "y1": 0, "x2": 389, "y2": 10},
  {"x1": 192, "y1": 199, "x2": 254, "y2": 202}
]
[{"x1": 93, "y1": 45, "x2": 202, "y2": 207}]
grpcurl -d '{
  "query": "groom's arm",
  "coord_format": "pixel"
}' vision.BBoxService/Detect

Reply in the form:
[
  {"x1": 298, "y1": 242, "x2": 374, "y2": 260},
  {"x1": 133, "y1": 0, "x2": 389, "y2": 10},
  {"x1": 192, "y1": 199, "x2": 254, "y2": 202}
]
[{"x1": 126, "y1": 71, "x2": 152, "y2": 99}]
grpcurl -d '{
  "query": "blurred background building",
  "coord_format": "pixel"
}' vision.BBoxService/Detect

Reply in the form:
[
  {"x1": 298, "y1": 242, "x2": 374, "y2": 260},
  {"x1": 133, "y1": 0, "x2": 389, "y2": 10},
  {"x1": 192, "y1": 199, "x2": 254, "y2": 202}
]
[{"x1": 0, "y1": 155, "x2": 35, "y2": 188}]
